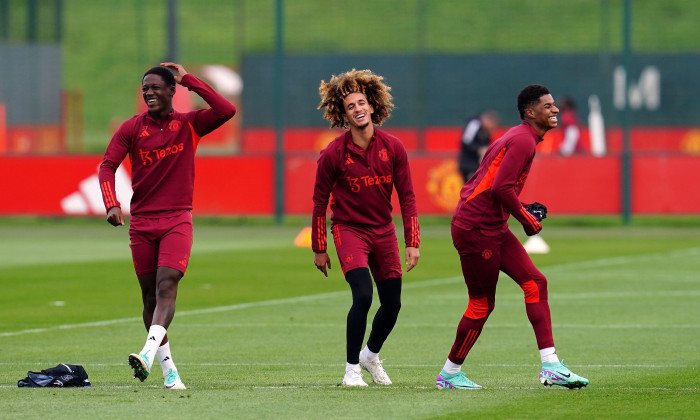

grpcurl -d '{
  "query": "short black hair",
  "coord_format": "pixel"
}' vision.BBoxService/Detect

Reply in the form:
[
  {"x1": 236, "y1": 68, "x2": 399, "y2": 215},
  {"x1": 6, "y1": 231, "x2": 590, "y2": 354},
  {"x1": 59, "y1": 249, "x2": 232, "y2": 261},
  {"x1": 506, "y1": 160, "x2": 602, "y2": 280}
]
[
  {"x1": 143, "y1": 66, "x2": 176, "y2": 86},
  {"x1": 517, "y1": 84, "x2": 550, "y2": 120}
]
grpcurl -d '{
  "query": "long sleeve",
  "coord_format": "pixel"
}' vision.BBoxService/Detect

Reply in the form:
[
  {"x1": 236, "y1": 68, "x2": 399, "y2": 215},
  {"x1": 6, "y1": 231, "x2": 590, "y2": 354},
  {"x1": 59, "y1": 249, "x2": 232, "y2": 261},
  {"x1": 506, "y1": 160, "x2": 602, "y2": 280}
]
[
  {"x1": 311, "y1": 148, "x2": 337, "y2": 253},
  {"x1": 453, "y1": 123, "x2": 542, "y2": 233},
  {"x1": 491, "y1": 138, "x2": 540, "y2": 231},
  {"x1": 392, "y1": 142, "x2": 420, "y2": 248},
  {"x1": 98, "y1": 123, "x2": 131, "y2": 212},
  {"x1": 180, "y1": 74, "x2": 236, "y2": 138}
]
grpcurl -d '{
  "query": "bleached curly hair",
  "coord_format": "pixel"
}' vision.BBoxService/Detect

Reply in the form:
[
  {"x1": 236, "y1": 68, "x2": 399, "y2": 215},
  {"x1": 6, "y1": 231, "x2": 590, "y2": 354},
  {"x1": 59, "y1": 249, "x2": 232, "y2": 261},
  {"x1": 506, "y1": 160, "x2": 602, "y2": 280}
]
[{"x1": 318, "y1": 69, "x2": 394, "y2": 128}]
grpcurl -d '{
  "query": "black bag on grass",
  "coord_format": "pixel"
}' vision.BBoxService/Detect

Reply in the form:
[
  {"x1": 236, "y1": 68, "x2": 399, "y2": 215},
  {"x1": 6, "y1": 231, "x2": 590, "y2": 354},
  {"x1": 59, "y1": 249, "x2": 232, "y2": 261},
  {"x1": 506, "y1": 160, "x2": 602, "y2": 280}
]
[{"x1": 18, "y1": 363, "x2": 91, "y2": 387}]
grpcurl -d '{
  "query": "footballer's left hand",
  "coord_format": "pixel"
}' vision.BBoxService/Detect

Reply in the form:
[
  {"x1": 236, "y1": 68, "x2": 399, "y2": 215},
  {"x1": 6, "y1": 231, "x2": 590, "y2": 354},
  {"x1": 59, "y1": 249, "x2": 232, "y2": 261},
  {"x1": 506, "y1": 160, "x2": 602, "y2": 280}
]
[
  {"x1": 405, "y1": 246, "x2": 420, "y2": 272},
  {"x1": 525, "y1": 202, "x2": 548, "y2": 222}
]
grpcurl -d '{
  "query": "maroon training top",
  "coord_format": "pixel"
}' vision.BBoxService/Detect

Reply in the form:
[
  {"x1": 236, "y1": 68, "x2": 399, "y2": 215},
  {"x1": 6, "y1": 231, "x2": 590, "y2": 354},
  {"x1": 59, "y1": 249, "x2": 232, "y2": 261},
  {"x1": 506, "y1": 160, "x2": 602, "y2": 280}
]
[
  {"x1": 99, "y1": 74, "x2": 236, "y2": 217},
  {"x1": 311, "y1": 128, "x2": 420, "y2": 253},
  {"x1": 452, "y1": 122, "x2": 543, "y2": 234}
]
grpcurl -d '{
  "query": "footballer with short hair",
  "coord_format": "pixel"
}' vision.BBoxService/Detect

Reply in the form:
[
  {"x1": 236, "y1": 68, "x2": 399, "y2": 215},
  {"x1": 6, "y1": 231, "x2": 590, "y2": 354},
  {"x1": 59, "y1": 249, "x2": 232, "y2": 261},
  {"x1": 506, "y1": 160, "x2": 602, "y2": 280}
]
[
  {"x1": 436, "y1": 84, "x2": 589, "y2": 390},
  {"x1": 99, "y1": 63, "x2": 236, "y2": 389}
]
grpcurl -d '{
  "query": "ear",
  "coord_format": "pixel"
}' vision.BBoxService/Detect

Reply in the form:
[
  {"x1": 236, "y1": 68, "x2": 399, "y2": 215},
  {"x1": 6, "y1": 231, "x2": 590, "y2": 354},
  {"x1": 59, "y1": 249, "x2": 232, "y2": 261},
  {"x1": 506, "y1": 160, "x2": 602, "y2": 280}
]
[
  {"x1": 369, "y1": 103, "x2": 374, "y2": 115},
  {"x1": 169, "y1": 85, "x2": 176, "y2": 98},
  {"x1": 524, "y1": 107, "x2": 535, "y2": 119}
]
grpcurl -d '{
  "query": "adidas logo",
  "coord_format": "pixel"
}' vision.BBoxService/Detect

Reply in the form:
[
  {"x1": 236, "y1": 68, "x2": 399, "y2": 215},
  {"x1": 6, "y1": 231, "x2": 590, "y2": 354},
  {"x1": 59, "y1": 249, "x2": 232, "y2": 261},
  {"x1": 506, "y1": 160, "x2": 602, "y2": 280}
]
[
  {"x1": 60, "y1": 163, "x2": 133, "y2": 215},
  {"x1": 148, "y1": 336, "x2": 156, "y2": 341},
  {"x1": 162, "y1": 356, "x2": 170, "y2": 362}
]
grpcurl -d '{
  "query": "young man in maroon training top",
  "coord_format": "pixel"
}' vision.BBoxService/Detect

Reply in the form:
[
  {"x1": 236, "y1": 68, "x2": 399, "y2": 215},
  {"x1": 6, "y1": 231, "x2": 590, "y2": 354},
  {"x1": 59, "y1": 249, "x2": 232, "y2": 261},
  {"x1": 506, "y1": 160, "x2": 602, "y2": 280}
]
[
  {"x1": 436, "y1": 85, "x2": 589, "y2": 390},
  {"x1": 99, "y1": 63, "x2": 236, "y2": 389},
  {"x1": 312, "y1": 69, "x2": 420, "y2": 387}
]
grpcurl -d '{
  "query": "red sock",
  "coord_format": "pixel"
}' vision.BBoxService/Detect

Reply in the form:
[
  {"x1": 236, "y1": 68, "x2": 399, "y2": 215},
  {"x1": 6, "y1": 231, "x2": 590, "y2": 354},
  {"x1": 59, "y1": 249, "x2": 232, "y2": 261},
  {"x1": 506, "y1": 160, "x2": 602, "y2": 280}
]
[
  {"x1": 526, "y1": 301, "x2": 554, "y2": 349},
  {"x1": 447, "y1": 316, "x2": 486, "y2": 364}
]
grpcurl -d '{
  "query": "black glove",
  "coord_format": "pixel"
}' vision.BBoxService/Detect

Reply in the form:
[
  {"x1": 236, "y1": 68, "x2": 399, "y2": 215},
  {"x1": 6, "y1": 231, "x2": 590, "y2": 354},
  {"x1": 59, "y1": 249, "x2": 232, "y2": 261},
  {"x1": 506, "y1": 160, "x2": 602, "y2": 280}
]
[{"x1": 525, "y1": 202, "x2": 547, "y2": 222}]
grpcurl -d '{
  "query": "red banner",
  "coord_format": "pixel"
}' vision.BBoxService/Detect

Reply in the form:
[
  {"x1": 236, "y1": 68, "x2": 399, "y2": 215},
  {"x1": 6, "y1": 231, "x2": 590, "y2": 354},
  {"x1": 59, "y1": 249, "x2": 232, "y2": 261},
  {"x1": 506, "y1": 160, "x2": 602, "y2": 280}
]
[
  {"x1": 0, "y1": 156, "x2": 273, "y2": 216},
  {"x1": 0, "y1": 154, "x2": 698, "y2": 216},
  {"x1": 285, "y1": 155, "x2": 624, "y2": 216}
]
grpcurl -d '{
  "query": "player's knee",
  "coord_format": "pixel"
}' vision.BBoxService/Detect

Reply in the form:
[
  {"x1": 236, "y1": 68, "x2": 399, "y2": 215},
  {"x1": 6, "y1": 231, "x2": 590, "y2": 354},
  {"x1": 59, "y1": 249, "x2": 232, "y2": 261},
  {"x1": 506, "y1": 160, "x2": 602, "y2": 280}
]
[
  {"x1": 464, "y1": 297, "x2": 491, "y2": 319},
  {"x1": 520, "y1": 277, "x2": 547, "y2": 303},
  {"x1": 383, "y1": 297, "x2": 401, "y2": 316},
  {"x1": 352, "y1": 290, "x2": 373, "y2": 311},
  {"x1": 351, "y1": 288, "x2": 373, "y2": 312},
  {"x1": 346, "y1": 268, "x2": 373, "y2": 310},
  {"x1": 378, "y1": 277, "x2": 402, "y2": 315},
  {"x1": 156, "y1": 277, "x2": 180, "y2": 301},
  {"x1": 156, "y1": 285, "x2": 177, "y2": 302}
]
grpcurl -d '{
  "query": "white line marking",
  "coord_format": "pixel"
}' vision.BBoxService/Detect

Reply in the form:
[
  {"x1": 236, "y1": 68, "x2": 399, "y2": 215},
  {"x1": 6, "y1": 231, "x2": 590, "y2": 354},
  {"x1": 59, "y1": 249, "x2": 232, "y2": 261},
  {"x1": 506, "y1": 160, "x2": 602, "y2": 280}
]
[
  {"x1": 1, "y1": 383, "x2": 696, "y2": 391},
  {"x1": 167, "y1": 322, "x2": 700, "y2": 330},
  {"x1": 2, "y1": 248, "x2": 698, "y2": 338},
  {"x1": 0, "y1": 361, "x2": 693, "y2": 369},
  {"x1": 541, "y1": 247, "x2": 700, "y2": 273}
]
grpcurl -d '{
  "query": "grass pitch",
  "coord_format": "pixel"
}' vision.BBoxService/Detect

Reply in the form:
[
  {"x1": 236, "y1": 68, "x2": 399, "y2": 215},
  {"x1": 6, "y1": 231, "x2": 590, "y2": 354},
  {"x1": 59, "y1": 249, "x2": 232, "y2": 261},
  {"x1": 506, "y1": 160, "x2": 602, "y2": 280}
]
[{"x1": 0, "y1": 218, "x2": 698, "y2": 419}]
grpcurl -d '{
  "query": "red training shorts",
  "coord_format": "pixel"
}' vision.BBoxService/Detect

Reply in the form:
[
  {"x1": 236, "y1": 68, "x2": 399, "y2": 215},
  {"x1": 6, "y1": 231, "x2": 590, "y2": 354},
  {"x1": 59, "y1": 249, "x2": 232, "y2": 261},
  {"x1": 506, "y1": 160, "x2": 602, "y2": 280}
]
[
  {"x1": 331, "y1": 223, "x2": 402, "y2": 282},
  {"x1": 129, "y1": 210, "x2": 193, "y2": 276}
]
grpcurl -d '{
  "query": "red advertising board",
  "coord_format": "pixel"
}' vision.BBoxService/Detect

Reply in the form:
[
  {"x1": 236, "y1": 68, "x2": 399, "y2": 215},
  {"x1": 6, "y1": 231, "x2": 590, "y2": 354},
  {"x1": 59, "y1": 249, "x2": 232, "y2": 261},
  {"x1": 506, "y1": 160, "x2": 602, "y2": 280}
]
[
  {"x1": 633, "y1": 155, "x2": 700, "y2": 213},
  {"x1": 285, "y1": 155, "x2": 624, "y2": 215},
  {"x1": 0, "y1": 156, "x2": 273, "y2": 216},
  {"x1": 0, "y1": 154, "x2": 698, "y2": 216}
]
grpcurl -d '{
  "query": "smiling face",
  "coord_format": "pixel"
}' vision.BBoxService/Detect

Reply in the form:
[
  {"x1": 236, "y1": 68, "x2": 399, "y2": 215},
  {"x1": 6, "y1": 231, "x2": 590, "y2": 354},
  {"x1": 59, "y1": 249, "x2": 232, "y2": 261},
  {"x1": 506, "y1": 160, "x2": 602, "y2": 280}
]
[
  {"x1": 142, "y1": 74, "x2": 175, "y2": 119},
  {"x1": 342, "y1": 92, "x2": 374, "y2": 130},
  {"x1": 526, "y1": 94, "x2": 559, "y2": 135}
]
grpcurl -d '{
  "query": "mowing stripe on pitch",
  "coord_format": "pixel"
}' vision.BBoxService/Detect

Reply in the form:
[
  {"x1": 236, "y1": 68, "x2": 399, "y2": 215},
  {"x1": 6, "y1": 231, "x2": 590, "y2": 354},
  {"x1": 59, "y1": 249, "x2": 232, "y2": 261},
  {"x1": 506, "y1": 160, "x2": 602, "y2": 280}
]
[{"x1": 2, "y1": 247, "x2": 698, "y2": 337}]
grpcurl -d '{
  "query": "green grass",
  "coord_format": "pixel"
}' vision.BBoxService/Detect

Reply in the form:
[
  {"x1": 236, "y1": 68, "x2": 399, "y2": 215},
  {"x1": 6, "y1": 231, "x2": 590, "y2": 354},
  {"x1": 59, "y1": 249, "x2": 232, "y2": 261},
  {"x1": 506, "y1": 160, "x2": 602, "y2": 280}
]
[
  {"x1": 53, "y1": 0, "x2": 700, "y2": 152},
  {"x1": 1, "y1": 218, "x2": 699, "y2": 418}
]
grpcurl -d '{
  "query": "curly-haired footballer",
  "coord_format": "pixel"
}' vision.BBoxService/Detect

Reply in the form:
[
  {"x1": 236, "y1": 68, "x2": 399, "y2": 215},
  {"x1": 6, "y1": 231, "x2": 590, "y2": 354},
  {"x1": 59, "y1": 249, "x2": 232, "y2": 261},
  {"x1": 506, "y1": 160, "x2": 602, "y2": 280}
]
[{"x1": 312, "y1": 69, "x2": 420, "y2": 387}]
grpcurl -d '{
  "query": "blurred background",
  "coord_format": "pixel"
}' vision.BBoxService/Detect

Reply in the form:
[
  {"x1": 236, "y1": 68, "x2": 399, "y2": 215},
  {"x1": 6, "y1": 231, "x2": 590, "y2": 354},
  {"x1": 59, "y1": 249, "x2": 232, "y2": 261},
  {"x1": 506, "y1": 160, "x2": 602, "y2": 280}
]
[{"x1": 0, "y1": 0, "x2": 699, "y2": 220}]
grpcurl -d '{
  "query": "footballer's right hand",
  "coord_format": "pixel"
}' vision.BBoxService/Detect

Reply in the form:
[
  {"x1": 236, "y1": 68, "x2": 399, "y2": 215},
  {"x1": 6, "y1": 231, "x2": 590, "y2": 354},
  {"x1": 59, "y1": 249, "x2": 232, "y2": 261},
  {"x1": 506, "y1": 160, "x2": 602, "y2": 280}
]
[
  {"x1": 314, "y1": 252, "x2": 332, "y2": 277},
  {"x1": 107, "y1": 207, "x2": 125, "y2": 226}
]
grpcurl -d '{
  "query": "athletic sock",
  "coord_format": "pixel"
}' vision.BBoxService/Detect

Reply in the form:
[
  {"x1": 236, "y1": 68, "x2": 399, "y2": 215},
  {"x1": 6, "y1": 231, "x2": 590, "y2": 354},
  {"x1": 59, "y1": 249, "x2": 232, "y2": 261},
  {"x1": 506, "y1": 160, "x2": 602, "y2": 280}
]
[
  {"x1": 447, "y1": 316, "x2": 485, "y2": 365},
  {"x1": 360, "y1": 345, "x2": 379, "y2": 362},
  {"x1": 442, "y1": 359, "x2": 462, "y2": 375},
  {"x1": 540, "y1": 347, "x2": 560, "y2": 364},
  {"x1": 157, "y1": 342, "x2": 177, "y2": 377},
  {"x1": 139, "y1": 324, "x2": 166, "y2": 369},
  {"x1": 346, "y1": 362, "x2": 360, "y2": 372}
]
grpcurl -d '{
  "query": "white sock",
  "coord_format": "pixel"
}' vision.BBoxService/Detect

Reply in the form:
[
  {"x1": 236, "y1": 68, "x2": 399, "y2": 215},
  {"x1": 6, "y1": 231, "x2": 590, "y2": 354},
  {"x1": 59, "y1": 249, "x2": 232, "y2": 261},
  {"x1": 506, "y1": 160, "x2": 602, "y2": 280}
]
[
  {"x1": 157, "y1": 342, "x2": 177, "y2": 377},
  {"x1": 346, "y1": 362, "x2": 360, "y2": 372},
  {"x1": 442, "y1": 359, "x2": 462, "y2": 374},
  {"x1": 139, "y1": 324, "x2": 166, "y2": 369},
  {"x1": 360, "y1": 345, "x2": 379, "y2": 362},
  {"x1": 540, "y1": 347, "x2": 560, "y2": 363}
]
